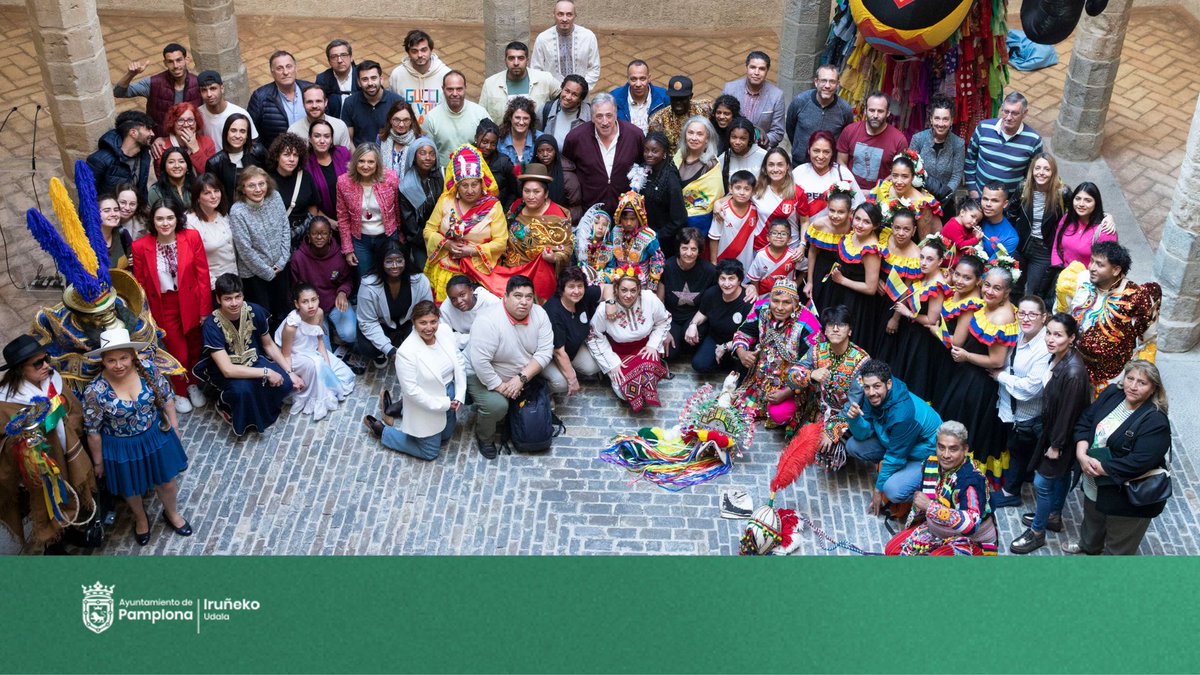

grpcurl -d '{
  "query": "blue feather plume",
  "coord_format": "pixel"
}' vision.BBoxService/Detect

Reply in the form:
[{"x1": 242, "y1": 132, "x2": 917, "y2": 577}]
[
  {"x1": 25, "y1": 209, "x2": 104, "y2": 302},
  {"x1": 72, "y1": 161, "x2": 111, "y2": 286}
]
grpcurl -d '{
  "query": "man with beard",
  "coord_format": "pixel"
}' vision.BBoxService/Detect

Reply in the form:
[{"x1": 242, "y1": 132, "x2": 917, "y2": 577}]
[
  {"x1": 112, "y1": 42, "x2": 202, "y2": 134},
  {"x1": 479, "y1": 41, "x2": 560, "y2": 123},
  {"x1": 785, "y1": 64, "x2": 854, "y2": 166},
  {"x1": 389, "y1": 30, "x2": 454, "y2": 125},
  {"x1": 341, "y1": 60, "x2": 403, "y2": 146},
  {"x1": 835, "y1": 91, "x2": 908, "y2": 190}
]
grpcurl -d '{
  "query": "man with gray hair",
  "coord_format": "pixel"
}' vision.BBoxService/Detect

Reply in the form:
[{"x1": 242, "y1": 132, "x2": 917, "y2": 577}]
[
  {"x1": 886, "y1": 420, "x2": 1000, "y2": 555},
  {"x1": 964, "y1": 91, "x2": 1044, "y2": 199},
  {"x1": 562, "y1": 91, "x2": 645, "y2": 213}
]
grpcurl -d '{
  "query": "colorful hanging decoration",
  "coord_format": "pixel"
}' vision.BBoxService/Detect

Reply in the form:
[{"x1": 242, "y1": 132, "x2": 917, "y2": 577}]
[{"x1": 824, "y1": 0, "x2": 1010, "y2": 139}]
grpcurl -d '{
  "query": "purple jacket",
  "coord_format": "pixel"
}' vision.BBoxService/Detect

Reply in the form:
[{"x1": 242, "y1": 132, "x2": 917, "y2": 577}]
[{"x1": 289, "y1": 239, "x2": 353, "y2": 313}]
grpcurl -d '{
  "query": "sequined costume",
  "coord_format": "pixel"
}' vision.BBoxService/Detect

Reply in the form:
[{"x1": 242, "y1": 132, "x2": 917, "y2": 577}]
[
  {"x1": 1063, "y1": 272, "x2": 1162, "y2": 393},
  {"x1": 885, "y1": 454, "x2": 998, "y2": 556},
  {"x1": 475, "y1": 200, "x2": 574, "y2": 301}
]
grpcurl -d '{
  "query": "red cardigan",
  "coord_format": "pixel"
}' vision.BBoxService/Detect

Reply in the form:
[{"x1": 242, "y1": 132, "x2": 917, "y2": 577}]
[
  {"x1": 335, "y1": 170, "x2": 402, "y2": 254},
  {"x1": 131, "y1": 229, "x2": 212, "y2": 336}
]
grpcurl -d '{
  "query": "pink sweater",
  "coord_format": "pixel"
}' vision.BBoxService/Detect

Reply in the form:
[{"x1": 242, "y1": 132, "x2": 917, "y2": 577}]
[{"x1": 1051, "y1": 215, "x2": 1117, "y2": 267}]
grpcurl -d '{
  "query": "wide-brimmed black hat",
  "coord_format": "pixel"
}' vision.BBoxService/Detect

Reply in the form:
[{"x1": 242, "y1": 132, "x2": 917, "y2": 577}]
[{"x1": 0, "y1": 335, "x2": 48, "y2": 371}]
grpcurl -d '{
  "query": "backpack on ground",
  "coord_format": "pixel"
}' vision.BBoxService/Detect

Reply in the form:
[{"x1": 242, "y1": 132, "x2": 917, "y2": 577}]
[{"x1": 503, "y1": 376, "x2": 564, "y2": 454}]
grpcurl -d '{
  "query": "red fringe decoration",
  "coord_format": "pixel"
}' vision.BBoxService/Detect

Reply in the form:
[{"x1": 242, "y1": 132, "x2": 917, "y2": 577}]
[
  {"x1": 777, "y1": 509, "x2": 799, "y2": 550},
  {"x1": 769, "y1": 422, "x2": 823, "y2": 494}
]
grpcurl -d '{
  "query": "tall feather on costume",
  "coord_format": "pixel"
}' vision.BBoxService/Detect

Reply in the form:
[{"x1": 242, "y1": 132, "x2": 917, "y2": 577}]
[
  {"x1": 740, "y1": 423, "x2": 822, "y2": 556},
  {"x1": 25, "y1": 161, "x2": 182, "y2": 392}
]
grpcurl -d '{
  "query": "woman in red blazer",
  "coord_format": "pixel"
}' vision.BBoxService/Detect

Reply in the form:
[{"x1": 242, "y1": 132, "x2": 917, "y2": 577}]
[
  {"x1": 335, "y1": 142, "x2": 402, "y2": 280},
  {"x1": 132, "y1": 198, "x2": 212, "y2": 414}
]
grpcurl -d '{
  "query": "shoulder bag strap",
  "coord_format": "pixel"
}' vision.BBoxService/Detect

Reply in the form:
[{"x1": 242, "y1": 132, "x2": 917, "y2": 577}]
[{"x1": 285, "y1": 169, "x2": 303, "y2": 216}]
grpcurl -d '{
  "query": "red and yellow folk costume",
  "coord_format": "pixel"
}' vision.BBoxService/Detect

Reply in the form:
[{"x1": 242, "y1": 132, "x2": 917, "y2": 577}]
[{"x1": 423, "y1": 145, "x2": 508, "y2": 301}]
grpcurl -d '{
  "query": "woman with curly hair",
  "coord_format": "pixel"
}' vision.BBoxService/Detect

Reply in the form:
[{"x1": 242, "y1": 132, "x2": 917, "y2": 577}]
[
  {"x1": 709, "y1": 94, "x2": 742, "y2": 154},
  {"x1": 267, "y1": 132, "x2": 320, "y2": 242},
  {"x1": 498, "y1": 96, "x2": 538, "y2": 168}
]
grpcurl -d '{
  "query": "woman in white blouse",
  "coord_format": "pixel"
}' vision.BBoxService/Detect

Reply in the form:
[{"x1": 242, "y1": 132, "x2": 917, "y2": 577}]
[
  {"x1": 586, "y1": 273, "x2": 672, "y2": 412},
  {"x1": 186, "y1": 173, "x2": 238, "y2": 289},
  {"x1": 363, "y1": 300, "x2": 465, "y2": 461}
]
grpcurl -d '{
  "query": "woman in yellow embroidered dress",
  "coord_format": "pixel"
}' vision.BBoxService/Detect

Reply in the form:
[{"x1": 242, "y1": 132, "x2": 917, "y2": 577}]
[
  {"x1": 423, "y1": 144, "x2": 508, "y2": 302},
  {"x1": 867, "y1": 151, "x2": 942, "y2": 239},
  {"x1": 936, "y1": 264, "x2": 1018, "y2": 488}
]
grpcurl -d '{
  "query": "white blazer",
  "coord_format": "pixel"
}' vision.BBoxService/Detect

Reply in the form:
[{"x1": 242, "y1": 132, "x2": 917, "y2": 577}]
[{"x1": 393, "y1": 323, "x2": 466, "y2": 438}]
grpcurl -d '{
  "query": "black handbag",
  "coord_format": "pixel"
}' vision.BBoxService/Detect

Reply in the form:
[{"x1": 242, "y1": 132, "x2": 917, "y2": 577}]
[{"x1": 1117, "y1": 412, "x2": 1173, "y2": 507}]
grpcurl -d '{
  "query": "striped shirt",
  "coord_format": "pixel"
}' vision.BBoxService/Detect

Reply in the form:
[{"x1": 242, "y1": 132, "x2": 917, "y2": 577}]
[{"x1": 964, "y1": 119, "x2": 1043, "y2": 195}]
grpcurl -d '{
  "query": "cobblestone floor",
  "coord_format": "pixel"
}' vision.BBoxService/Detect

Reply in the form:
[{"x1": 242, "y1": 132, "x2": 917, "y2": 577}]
[{"x1": 93, "y1": 364, "x2": 1198, "y2": 556}]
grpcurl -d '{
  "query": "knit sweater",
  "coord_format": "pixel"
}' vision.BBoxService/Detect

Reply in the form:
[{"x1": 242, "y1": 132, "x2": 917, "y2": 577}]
[
  {"x1": 964, "y1": 119, "x2": 1043, "y2": 195},
  {"x1": 229, "y1": 192, "x2": 291, "y2": 280},
  {"x1": 467, "y1": 303, "x2": 554, "y2": 390},
  {"x1": 908, "y1": 129, "x2": 966, "y2": 200}
]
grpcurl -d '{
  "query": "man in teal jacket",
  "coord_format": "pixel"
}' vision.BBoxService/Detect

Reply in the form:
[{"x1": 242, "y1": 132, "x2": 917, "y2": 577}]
[{"x1": 846, "y1": 360, "x2": 943, "y2": 515}]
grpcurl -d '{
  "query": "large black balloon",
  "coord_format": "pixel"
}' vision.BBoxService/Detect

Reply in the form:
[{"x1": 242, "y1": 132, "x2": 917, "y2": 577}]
[{"x1": 1021, "y1": 0, "x2": 1110, "y2": 45}]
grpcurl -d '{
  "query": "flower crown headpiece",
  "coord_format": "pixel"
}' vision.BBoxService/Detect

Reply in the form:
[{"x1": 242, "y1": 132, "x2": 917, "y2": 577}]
[
  {"x1": 893, "y1": 148, "x2": 927, "y2": 189},
  {"x1": 823, "y1": 180, "x2": 857, "y2": 204},
  {"x1": 986, "y1": 242, "x2": 1023, "y2": 282}
]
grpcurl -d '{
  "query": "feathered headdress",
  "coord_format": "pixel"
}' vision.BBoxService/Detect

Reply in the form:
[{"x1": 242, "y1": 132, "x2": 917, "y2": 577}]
[
  {"x1": 24, "y1": 161, "x2": 112, "y2": 304},
  {"x1": 627, "y1": 164, "x2": 649, "y2": 193},
  {"x1": 739, "y1": 423, "x2": 823, "y2": 555}
]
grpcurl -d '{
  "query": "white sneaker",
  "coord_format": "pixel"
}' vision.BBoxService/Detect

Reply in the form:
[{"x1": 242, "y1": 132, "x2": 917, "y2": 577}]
[
  {"x1": 174, "y1": 396, "x2": 193, "y2": 414},
  {"x1": 187, "y1": 384, "x2": 207, "y2": 408}
]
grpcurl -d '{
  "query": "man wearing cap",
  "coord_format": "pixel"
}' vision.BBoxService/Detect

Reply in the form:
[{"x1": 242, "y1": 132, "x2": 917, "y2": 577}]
[
  {"x1": 611, "y1": 60, "x2": 669, "y2": 133},
  {"x1": 112, "y1": 42, "x2": 202, "y2": 135},
  {"x1": 648, "y1": 76, "x2": 713, "y2": 156},
  {"x1": 197, "y1": 70, "x2": 257, "y2": 141},
  {"x1": 479, "y1": 41, "x2": 561, "y2": 123},
  {"x1": 562, "y1": 92, "x2": 645, "y2": 215},
  {"x1": 722, "y1": 51, "x2": 786, "y2": 148},
  {"x1": 530, "y1": 0, "x2": 601, "y2": 91}
]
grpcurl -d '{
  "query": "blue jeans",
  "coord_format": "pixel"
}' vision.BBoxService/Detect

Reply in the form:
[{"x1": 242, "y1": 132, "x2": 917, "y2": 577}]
[
  {"x1": 1031, "y1": 472, "x2": 1069, "y2": 533},
  {"x1": 353, "y1": 232, "x2": 399, "y2": 280},
  {"x1": 327, "y1": 306, "x2": 357, "y2": 345},
  {"x1": 381, "y1": 384, "x2": 457, "y2": 461},
  {"x1": 691, "y1": 335, "x2": 745, "y2": 375},
  {"x1": 845, "y1": 435, "x2": 924, "y2": 503}
]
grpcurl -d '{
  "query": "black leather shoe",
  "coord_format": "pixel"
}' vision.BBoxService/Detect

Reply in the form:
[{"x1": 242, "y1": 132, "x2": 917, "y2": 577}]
[
  {"x1": 382, "y1": 390, "x2": 403, "y2": 419},
  {"x1": 478, "y1": 440, "x2": 498, "y2": 460},
  {"x1": 134, "y1": 524, "x2": 151, "y2": 546},
  {"x1": 162, "y1": 514, "x2": 193, "y2": 537},
  {"x1": 1009, "y1": 528, "x2": 1046, "y2": 555},
  {"x1": 1021, "y1": 512, "x2": 1063, "y2": 532},
  {"x1": 380, "y1": 392, "x2": 395, "y2": 426},
  {"x1": 364, "y1": 415, "x2": 384, "y2": 439}
]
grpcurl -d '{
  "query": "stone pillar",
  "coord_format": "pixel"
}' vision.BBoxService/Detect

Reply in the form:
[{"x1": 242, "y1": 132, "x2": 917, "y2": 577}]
[
  {"x1": 483, "y1": 0, "x2": 530, "y2": 84},
  {"x1": 776, "y1": 0, "x2": 832, "y2": 102},
  {"x1": 25, "y1": 0, "x2": 116, "y2": 178},
  {"x1": 1052, "y1": 0, "x2": 1134, "y2": 161},
  {"x1": 1154, "y1": 93, "x2": 1200, "y2": 353},
  {"x1": 184, "y1": 0, "x2": 249, "y2": 106}
]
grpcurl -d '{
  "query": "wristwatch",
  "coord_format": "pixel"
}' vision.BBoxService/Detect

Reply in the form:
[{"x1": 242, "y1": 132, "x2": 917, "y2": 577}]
[{"x1": 518, "y1": 373, "x2": 529, "y2": 386}]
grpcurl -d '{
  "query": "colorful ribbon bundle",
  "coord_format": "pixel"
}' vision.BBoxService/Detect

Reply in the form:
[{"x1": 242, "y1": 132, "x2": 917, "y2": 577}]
[
  {"x1": 599, "y1": 427, "x2": 734, "y2": 491},
  {"x1": 4, "y1": 396, "x2": 86, "y2": 526}
]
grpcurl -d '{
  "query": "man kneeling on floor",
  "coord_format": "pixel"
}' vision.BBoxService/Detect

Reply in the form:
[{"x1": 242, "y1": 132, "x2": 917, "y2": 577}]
[
  {"x1": 845, "y1": 359, "x2": 942, "y2": 515},
  {"x1": 885, "y1": 421, "x2": 999, "y2": 556},
  {"x1": 467, "y1": 275, "x2": 554, "y2": 459}
]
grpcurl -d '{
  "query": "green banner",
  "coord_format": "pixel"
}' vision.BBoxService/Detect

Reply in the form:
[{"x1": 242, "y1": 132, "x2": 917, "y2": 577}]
[{"x1": 2, "y1": 557, "x2": 1196, "y2": 673}]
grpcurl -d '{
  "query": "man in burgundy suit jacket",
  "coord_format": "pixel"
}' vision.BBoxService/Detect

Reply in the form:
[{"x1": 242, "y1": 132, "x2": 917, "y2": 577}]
[{"x1": 561, "y1": 92, "x2": 645, "y2": 214}]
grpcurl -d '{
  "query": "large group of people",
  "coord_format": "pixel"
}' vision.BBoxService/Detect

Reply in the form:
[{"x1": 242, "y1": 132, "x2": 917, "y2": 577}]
[{"x1": 4, "y1": 0, "x2": 1170, "y2": 556}]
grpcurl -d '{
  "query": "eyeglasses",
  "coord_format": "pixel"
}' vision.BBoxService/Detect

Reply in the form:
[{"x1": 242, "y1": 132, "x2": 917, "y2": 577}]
[
  {"x1": 176, "y1": 117, "x2": 195, "y2": 126},
  {"x1": 1017, "y1": 311, "x2": 1044, "y2": 319},
  {"x1": 329, "y1": 53, "x2": 351, "y2": 61}
]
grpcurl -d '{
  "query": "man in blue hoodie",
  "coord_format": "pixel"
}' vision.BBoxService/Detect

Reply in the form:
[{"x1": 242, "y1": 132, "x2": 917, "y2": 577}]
[{"x1": 846, "y1": 359, "x2": 943, "y2": 515}]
